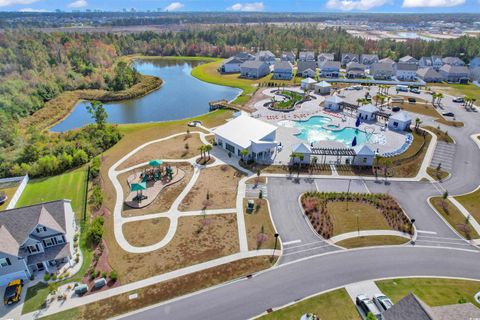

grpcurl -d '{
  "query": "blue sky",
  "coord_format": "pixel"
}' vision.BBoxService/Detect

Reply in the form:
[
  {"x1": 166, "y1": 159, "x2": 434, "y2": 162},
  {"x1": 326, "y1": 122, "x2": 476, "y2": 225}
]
[{"x1": 4, "y1": 0, "x2": 480, "y2": 13}]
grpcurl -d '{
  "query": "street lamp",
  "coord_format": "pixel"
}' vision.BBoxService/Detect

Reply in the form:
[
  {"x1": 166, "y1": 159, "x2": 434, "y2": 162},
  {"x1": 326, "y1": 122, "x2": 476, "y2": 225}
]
[{"x1": 271, "y1": 233, "x2": 280, "y2": 261}]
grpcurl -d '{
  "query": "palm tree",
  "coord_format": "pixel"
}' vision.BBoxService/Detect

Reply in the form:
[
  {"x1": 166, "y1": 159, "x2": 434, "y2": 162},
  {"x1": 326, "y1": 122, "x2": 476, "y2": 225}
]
[
  {"x1": 240, "y1": 149, "x2": 249, "y2": 162},
  {"x1": 198, "y1": 145, "x2": 206, "y2": 159},
  {"x1": 356, "y1": 98, "x2": 369, "y2": 106},
  {"x1": 431, "y1": 93, "x2": 438, "y2": 106},
  {"x1": 436, "y1": 93, "x2": 444, "y2": 107},
  {"x1": 204, "y1": 144, "x2": 213, "y2": 160},
  {"x1": 415, "y1": 117, "x2": 422, "y2": 131}
]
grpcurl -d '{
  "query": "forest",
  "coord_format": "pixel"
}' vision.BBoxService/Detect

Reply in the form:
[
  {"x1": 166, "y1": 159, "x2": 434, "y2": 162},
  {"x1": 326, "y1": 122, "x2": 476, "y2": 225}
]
[{"x1": 0, "y1": 25, "x2": 479, "y2": 178}]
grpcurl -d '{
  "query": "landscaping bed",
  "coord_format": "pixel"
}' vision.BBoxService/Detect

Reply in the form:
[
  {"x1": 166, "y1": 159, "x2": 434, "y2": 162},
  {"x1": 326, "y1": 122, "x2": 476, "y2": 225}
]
[
  {"x1": 122, "y1": 218, "x2": 170, "y2": 247},
  {"x1": 269, "y1": 90, "x2": 304, "y2": 111},
  {"x1": 116, "y1": 133, "x2": 204, "y2": 170},
  {"x1": 423, "y1": 125, "x2": 454, "y2": 143},
  {"x1": 455, "y1": 188, "x2": 480, "y2": 225},
  {"x1": 430, "y1": 197, "x2": 479, "y2": 240},
  {"x1": 243, "y1": 198, "x2": 277, "y2": 250},
  {"x1": 335, "y1": 235, "x2": 409, "y2": 248},
  {"x1": 301, "y1": 192, "x2": 413, "y2": 239},
  {"x1": 178, "y1": 164, "x2": 245, "y2": 211},
  {"x1": 426, "y1": 166, "x2": 450, "y2": 181},
  {"x1": 120, "y1": 162, "x2": 194, "y2": 217}
]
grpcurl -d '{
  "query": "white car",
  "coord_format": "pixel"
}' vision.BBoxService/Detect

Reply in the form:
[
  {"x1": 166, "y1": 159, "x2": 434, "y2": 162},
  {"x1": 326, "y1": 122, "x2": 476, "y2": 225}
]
[
  {"x1": 373, "y1": 293, "x2": 394, "y2": 312},
  {"x1": 356, "y1": 294, "x2": 382, "y2": 319},
  {"x1": 453, "y1": 97, "x2": 464, "y2": 103}
]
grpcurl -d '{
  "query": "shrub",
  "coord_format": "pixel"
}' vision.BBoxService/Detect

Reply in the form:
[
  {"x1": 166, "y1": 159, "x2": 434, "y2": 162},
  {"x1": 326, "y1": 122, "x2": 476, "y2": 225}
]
[
  {"x1": 43, "y1": 273, "x2": 51, "y2": 281},
  {"x1": 109, "y1": 271, "x2": 118, "y2": 282},
  {"x1": 87, "y1": 216, "x2": 105, "y2": 244},
  {"x1": 101, "y1": 271, "x2": 107, "y2": 278},
  {"x1": 51, "y1": 274, "x2": 57, "y2": 281}
]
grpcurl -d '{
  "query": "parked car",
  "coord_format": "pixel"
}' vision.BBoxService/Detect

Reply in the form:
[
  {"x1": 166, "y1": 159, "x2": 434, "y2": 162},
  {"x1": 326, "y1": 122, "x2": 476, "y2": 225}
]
[
  {"x1": 373, "y1": 294, "x2": 394, "y2": 312},
  {"x1": 453, "y1": 97, "x2": 464, "y2": 103},
  {"x1": 3, "y1": 279, "x2": 23, "y2": 305},
  {"x1": 392, "y1": 106, "x2": 401, "y2": 112},
  {"x1": 408, "y1": 98, "x2": 416, "y2": 103},
  {"x1": 356, "y1": 294, "x2": 382, "y2": 319},
  {"x1": 410, "y1": 88, "x2": 421, "y2": 94},
  {"x1": 442, "y1": 112, "x2": 455, "y2": 117}
]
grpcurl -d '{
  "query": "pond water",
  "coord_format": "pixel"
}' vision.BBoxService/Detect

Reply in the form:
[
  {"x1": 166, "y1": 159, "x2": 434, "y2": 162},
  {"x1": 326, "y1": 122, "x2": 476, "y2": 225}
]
[
  {"x1": 279, "y1": 116, "x2": 386, "y2": 146},
  {"x1": 396, "y1": 32, "x2": 435, "y2": 42},
  {"x1": 50, "y1": 59, "x2": 241, "y2": 132}
]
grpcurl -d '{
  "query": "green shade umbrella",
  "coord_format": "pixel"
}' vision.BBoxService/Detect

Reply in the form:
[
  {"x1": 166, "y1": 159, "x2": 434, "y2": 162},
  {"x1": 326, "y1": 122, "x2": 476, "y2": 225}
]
[
  {"x1": 149, "y1": 159, "x2": 163, "y2": 167},
  {"x1": 131, "y1": 182, "x2": 147, "y2": 192}
]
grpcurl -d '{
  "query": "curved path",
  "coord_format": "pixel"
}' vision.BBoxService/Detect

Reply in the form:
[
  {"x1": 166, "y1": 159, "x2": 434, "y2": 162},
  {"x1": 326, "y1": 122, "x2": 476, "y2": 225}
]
[{"x1": 116, "y1": 88, "x2": 480, "y2": 320}]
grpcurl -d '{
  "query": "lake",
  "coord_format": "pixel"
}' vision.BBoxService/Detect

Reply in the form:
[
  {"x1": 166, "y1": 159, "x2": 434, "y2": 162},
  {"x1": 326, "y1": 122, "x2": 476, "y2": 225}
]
[{"x1": 50, "y1": 59, "x2": 241, "y2": 132}]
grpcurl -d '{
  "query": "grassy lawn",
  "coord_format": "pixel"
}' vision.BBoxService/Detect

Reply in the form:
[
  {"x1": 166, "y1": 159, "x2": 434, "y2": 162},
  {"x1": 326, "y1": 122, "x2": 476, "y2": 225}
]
[
  {"x1": 426, "y1": 167, "x2": 450, "y2": 181},
  {"x1": 423, "y1": 125, "x2": 454, "y2": 143},
  {"x1": 430, "y1": 197, "x2": 479, "y2": 240},
  {"x1": 244, "y1": 198, "x2": 277, "y2": 250},
  {"x1": 0, "y1": 183, "x2": 19, "y2": 211},
  {"x1": 259, "y1": 288, "x2": 360, "y2": 320},
  {"x1": 39, "y1": 257, "x2": 275, "y2": 320},
  {"x1": 455, "y1": 188, "x2": 480, "y2": 226},
  {"x1": 336, "y1": 235, "x2": 409, "y2": 248},
  {"x1": 432, "y1": 83, "x2": 480, "y2": 102},
  {"x1": 376, "y1": 278, "x2": 480, "y2": 307},
  {"x1": 122, "y1": 217, "x2": 170, "y2": 247},
  {"x1": 329, "y1": 202, "x2": 391, "y2": 236},
  {"x1": 23, "y1": 282, "x2": 49, "y2": 314},
  {"x1": 16, "y1": 167, "x2": 87, "y2": 221}
]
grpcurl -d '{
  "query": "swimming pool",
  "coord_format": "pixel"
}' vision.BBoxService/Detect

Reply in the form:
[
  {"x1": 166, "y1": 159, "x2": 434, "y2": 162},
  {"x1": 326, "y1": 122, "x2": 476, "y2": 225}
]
[{"x1": 279, "y1": 116, "x2": 386, "y2": 146}]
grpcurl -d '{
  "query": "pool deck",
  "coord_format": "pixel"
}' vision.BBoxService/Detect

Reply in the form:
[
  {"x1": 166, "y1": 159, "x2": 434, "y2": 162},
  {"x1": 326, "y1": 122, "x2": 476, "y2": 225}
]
[{"x1": 252, "y1": 87, "x2": 411, "y2": 165}]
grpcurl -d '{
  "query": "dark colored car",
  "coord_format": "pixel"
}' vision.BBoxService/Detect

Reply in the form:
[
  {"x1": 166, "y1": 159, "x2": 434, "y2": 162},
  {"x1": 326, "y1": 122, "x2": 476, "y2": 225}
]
[
  {"x1": 442, "y1": 112, "x2": 455, "y2": 117},
  {"x1": 408, "y1": 98, "x2": 416, "y2": 103},
  {"x1": 410, "y1": 88, "x2": 421, "y2": 94},
  {"x1": 3, "y1": 279, "x2": 23, "y2": 305}
]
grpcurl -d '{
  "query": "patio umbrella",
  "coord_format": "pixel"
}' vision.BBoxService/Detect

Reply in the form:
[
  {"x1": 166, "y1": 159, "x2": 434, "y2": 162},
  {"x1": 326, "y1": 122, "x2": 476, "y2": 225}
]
[
  {"x1": 355, "y1": 116, "x2": 361, "y2": 128},
  {"x1": 149, "y1": 159, "x2": 163, "y2": 167},
  {"x1": 131, "y1": 182, "x2": 147, "y2": 200},
  {"x1": 351, "y1": 136, "x2": 357, "y2": 147}
]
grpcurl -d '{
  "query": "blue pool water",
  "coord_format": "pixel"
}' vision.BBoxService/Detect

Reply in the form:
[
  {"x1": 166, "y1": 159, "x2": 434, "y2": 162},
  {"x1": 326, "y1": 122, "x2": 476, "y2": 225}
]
[{"x1": 282, "y1": 116, "x2": 385, "y2": 147}]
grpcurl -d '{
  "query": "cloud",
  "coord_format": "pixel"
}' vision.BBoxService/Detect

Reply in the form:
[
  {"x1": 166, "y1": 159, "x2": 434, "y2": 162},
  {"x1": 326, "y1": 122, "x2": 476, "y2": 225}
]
[
  {"x1": 18, "y1": 7, "x2": 48, "y2": 11},
  {"x1": 0, "y1": 0, "x2": 37, "y2": 8},
  {"x1": 228, "y1": 2, "x2": 265, "y2": 11},
  {"x1": 402, "y1": 0, "x2": 465, "y2": 7},
  {"x1": 326, "y1": 0, "x2": 389, "y2": 10},
  {"x1": 68, "y1": 0, "x2": 87, "y2": 8},
  {"x1": 164, "y1": 2, "x2": 184, "y2": 11}
]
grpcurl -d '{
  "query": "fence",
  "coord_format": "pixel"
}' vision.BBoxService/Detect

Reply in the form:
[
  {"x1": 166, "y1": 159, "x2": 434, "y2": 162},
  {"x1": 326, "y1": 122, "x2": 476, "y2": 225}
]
[{"x1": 0, "y1": 174, "x2": 29, "y2": 210}]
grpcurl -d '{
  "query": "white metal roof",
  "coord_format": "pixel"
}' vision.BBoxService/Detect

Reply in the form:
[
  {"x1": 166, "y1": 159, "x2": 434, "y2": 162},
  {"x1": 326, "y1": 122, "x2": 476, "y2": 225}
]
[
  {"x1": 358, "y1": 104, "x2": 379, "y2": 113},
  {"x1": 354, "y1": 144, "x2": 375, "y2": 156},
  {"x1": 292, "y1": 143, "x2": 312, "y2": 154},
  {"x1": 325, "y1": 95, "x2": 343, "y2": 104},
  {"x1": 390, "y1": 111, "x2": 412, "y2": 122},
  {"x1": 213, "y1": 115, "x2": 277, "y2": 149},
  {"x1": 301, "y1": 77, "x2": 317, "y2": 84},
  {"x1": 315, "y1": 80, "x2": 332, "y2": 88}
]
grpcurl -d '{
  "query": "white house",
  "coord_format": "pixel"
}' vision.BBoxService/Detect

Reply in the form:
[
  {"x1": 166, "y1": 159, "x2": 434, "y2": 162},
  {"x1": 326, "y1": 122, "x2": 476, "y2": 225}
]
[
  {"x1": 219, "y1": 56, "x2": 244, "y2": 73},
  {"x1": 291, "y1": 143, "x2": 312, "y2": 164},
  {"x1": 0, "y1": 200, "x2": 76, "y2": 285},
  {"x1": 255, "y1": 50, "x2": 276, "y2": 65},
  {"x1": 240, "y1": 61, "x2": 270, "y2": 79},
  {"x1": 317, "y1": 53, "x2": 335, "y2": 68},
  {"x1": 357, "y1": 104, "x2": 379, "y2": 121},
  {"x1": 399, "y1": 55, "x2": 418, "y2": 65},
  {"x1": 314, "y1": 81, "x2": 332, "y2": 95},
  {"x1": 272, "y1": 61, "x2": 293, "y2": 80},
  {"x1": 388, "y1": 112, "x2": 412, "y2": 131},
  {"x1": 301, "y1": 77, "x2": 317, "y2": 90},
  {"x1": 324, "y1": 95, "x2": 344, "y2": 111},
  {"x1": 439, "y1": 65, "x2": 470, "y2": 83},
  {"x1": 297, "y1": 61, "x2": 317, "y2": 78},
  {"x1": 346, "y1": 62, "x2": 366, "y2": 78},
  {"x1": 299, "y1": 51, "x2": 315, "y2": 62},
  {"x1": 416, "y1": 67, "x2": 444, "y2": 83},
  {"x1": 320, "y1": 61, "x2": 341, "y2": 78},
  {"x1": 371, "y1": 63, "x2": 395, "y2": 80},
  {"x1": 352, "y1": 145, "x2": 375, "y2": 167},
  {"x1": 214, "y1": 114, "x2": 278, "y2": 163},
  {"x1": 281, "y1": 51, "x2": 296, "y2": 63},
  {"x1": 396, "y1": 62, "x2": 418, "y2": 81}
]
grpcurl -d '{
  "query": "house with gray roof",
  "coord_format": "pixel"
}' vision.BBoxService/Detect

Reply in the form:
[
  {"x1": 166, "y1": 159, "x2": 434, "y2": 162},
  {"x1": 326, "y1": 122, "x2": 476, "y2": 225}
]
[
  {"x1": 379, "y1": 57, "x2": 396, "y2": 67},
  {"x1": 299, "y1": 51, "x2": 315, "y2": 62},
  {"x1": 319, "y1": 61, "x2": 341, "y2": 78},
  {"x1": 416, "y1": 67, "x2": 444, "y2": 83},
  {"x1": 240, "y1": 60, "x2": 270, "y2": 79},
  {"x1": 442, "y1": 56, "x2": 465, "y2": 67},
  {"x1": 219, "y1": 56, "x2": 245, "y2": 74},
  {"x1": 297, "y1": 60, "x2": 317, "y2": 78},
  {"x1": 419, "y1": 56, "x2": 443, "y2": 70},
  {"x1": 346, "y1": 62, "x2": 366, "y2": 78},
  {"x1": 341, "y1": 53, "x2": 359, "y2": 66},
  {"x1": 399, "y1": 55, "x2": 418, "y2": 65},
  {"x1": 360, "y1": 54, "x2": 379, "y2": 66},
  {"x1": 371, "y1": 62, "x2": 395, "y2": 80},
  {"x1": 439, "y1": 64, "x2": 470, "y2": 83},
  {"x1": 382, "y1": 293, "x2": 480, "y2": 320},
  {"x1": 255, "y1": 50, "x2": 276, "y2": 65},
  {"x1": 272, "y1": 61, "x2": 293, "y2": 80},
  {"x1": 0, "y1": 200, "x2": 76, "y2": 285},
  {"x1": 317, "y1": 53, "x2": 335, "y2": 68},
  {"x1": 396, "y1": 62, "x2": 418, "y2": 81},
  {"x1": 280, "y1": 51, "x2": 295, "y2": 64}
]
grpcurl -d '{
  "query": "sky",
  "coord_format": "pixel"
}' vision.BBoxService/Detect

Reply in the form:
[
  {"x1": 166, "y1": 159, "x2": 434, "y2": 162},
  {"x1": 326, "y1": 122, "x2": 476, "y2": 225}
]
[{"x1": 4, "y1": 0, "x2": 480, "y2": 13}]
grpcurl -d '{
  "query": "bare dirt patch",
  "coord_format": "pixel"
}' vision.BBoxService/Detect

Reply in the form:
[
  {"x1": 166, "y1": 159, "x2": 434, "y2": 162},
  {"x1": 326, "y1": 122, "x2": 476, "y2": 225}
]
[
  {"x1": 119, "y1": 162, "x2": 194, "y2": 217},
  {"x1": 117, "y1": 133, "x2": 204, "y2": 170},
  {"x1": 106, "y1": 214, "x2": 240, "y2": 283},
  {"x1": 244, "y1": 199, "x2": 277, "y2": 250},
  {"x1": 122, "y1": 218, "x2": 170, "y2": 247},
  {"x1": 179, "y1": 165, "x2": 246, "y2": 211}
]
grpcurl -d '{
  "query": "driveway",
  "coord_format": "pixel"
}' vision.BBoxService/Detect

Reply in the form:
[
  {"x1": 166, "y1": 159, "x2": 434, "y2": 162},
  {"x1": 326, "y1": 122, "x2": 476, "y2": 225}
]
[{"x1": 0, "y1": 282, "x2": 28, "y2": 320}]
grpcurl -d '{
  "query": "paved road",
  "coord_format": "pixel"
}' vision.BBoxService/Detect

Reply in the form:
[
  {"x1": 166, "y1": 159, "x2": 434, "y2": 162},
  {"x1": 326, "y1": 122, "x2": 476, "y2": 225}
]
[
  {"x1": 430, "y1": 141, "x2": 456, "y2": 172},
  {"x1": 121, "y1": 247, "x2": 480, "y2": 320},
  {"x1": 120, "y1": 89, "x2": 480, "y2": 320}
]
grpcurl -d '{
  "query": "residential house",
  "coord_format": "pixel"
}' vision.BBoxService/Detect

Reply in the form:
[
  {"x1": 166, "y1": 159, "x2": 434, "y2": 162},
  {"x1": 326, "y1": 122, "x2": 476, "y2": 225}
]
[
  {"x1": 314, "y1": 81, "x2": 331, "y2": 95},
  {"x1": 381, "y1": 293, "x2": 480, "y2": 320},
  {"x1": 469, "y1": 57, "x2": 480, "y2": 69},
  {"x1": 298, "y1": 51, "x2": 315, "y2": 62},
  {"x1": 272, "y1": 61, "x2": 293, "y2": 80},
  {"x1": 388, "y1": 112, "x2": 412, "y2": 131},
  {"x1": 360, "y1": 54, "x2": 379, "y2": 66},
  {"x1": 399, "y1": 55, "x2": 419, "y2": 65},
  {"x1": 300, "y1": 77, "x2": 317, "y2": 90},
  {"x1": 0, "y1": 200, "x2": 76, "y2": 285},
  {"x1": 319, "y1": 61, "x2": 341, "y2": 78},
  {"x1": 219, "y1": 56, "x2": 245, "y2": 74},
  {"x1": 357, "y1": 104, "x2": 379, "y2": 121},
  {"x1": 470, "y1": 67, "x2": 480, "y2": 82},
  {"x1": 235, "y1": 52, "x2": 255, "y2": 61},
  {"x1": 418, "y1": 56, "x2": 433, "y2": 69},
  {"x1": 370, "y1": 63, "x2": 395, "y2": 80},
  {"x1": 255, "y1": 50, "x2": 276, "y2": 65},
  {"x1": 416, "y1": 67, "x2": 444, "y2": 83},
  {"x1": 297, "y1": 60, "x2": 317, "y2": 78},
  {"x1": 439, "y1": 65, "x2": 470, "y2": 83},
  {"x1": 341, "y1": 53, "x2": 359, "y2": 66},
  {"x1": 379, "y1": 57, "x2": 396, "y2": 67},
  {"x1": 396, "y1": 62, "x2": 418, "y2": 81},
  {"x1": 324, "y1": 95, "x2": 343, "y2": 111},
  {"x1": 240, "y1": 61, "x2": 270, "y2": 79},
  {"x1": 346, "y1": 62, "x2": 366, "y2": 79},
  {"x1": 280, "y1": 51, "x2": 296, "y2": 64},
  {"x1": 317, "y1": 53, "x2": 335, "y2": 68},
  {"x1": 442, "y1": 56, "x2": 465, "y2": 66},
  {"x1": 214, "y1": 114, "x2": 278, "y2": 163},
  {"x1": 431, "y1": 55, "x2": 444, "y2": 70}
]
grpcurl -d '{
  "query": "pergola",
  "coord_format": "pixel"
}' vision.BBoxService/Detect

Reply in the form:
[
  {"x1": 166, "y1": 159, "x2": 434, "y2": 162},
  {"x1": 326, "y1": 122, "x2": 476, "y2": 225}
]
[{"x1": 310, "y1": 147, "x2": 356, "y2": 165}]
